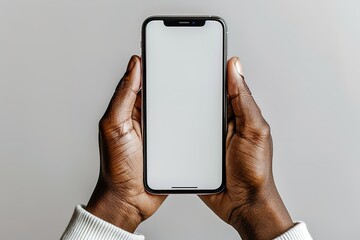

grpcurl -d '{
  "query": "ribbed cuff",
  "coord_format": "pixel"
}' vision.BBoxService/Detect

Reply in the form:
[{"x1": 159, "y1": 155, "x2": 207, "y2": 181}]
[
  {"x1": 61, "y1": 205, "x2": 144, "y2": 240},
  {"x1": 274, "y1": 222, "x2": 312, "y2": 240}
]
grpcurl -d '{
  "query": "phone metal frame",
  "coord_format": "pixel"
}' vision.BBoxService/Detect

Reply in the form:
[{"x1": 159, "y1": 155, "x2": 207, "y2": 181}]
[{"x1": 141, "y1": 15, "x2": 227, "y2": 194}]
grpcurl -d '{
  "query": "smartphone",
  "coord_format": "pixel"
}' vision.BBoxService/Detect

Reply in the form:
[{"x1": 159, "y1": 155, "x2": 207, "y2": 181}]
[{"x1": 141, "y1": 16, "x2": 227, "y2": 194}]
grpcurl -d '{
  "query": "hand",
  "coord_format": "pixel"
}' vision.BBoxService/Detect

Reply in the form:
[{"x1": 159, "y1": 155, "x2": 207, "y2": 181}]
[
  {"x1": 86, "y1": 56, "x2": 167, "y2": 232},
  {"x1": 200, "y1": 57, "x2": 294, "y2": 240}
]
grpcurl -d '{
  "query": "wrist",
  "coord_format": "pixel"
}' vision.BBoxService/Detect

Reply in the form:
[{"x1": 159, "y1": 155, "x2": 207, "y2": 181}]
[
  {"x1": 85, "y1": 181, "x2": 142, "y2": 233},
  {"x1": 229, "y1": 184, "x2": 294, "y2": 240}
]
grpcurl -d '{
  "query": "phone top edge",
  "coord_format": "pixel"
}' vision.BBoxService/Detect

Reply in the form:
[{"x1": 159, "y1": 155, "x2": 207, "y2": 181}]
[
  {"x1": 142, "y1": 15, "x2": 227, "y2": 29},
  {"x1": 141, "y1": 16, "x2": 227, "y2": 44}
]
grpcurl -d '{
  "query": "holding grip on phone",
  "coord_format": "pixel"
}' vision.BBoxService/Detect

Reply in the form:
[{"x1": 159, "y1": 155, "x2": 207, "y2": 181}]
[
  {"x1": 84, "y1": 55, "x2": 295, "y2": 240},
  {"x1": 200, "y1": 57, "x2": 294, "y2": 239},
  {"x1": 86, "y1": 56, "x2": 167, "y2": 233}
]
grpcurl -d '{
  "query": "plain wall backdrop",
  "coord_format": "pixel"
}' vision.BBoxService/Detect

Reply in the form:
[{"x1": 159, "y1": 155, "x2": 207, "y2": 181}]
[{"x1": 1, "y1": 0, "x2": 359, "y2": 239}]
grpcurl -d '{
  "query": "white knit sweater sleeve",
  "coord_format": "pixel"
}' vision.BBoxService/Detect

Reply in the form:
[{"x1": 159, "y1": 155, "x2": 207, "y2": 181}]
[
  {"x1": 61, "y1": 205, "x2": 144, "y2": 240},
  {"x1": 274, "y1": 222, "x2": 313, "y2": 240},
  {"x1": 61, "y1": 205, "x2": 312, "y2": 240}
]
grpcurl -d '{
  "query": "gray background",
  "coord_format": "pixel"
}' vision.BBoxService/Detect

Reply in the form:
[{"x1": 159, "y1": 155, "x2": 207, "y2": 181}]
[{"x1": 0, "y1": 0, "x2": 359, "y2": 239}]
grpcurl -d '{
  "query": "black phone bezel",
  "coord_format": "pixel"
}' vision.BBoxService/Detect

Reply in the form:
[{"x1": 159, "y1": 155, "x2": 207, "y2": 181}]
[{"x1": 141, "y1": 15, "x2": 227, "y2": 194}]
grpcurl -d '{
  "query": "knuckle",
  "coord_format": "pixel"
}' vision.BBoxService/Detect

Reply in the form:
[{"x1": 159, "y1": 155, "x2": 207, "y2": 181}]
[
  {"x1": 99, "y1": 117, "x2": 133, "y2": 143},
  {"x1": 257, "y1": 121, "x2": 271, "y2": 137},
  {"x1": 243, "y1": 118, "x2": 270, "y2": 137},
  {"x1": 239, "y1": 120, "x2": 271, "y2": 143}
]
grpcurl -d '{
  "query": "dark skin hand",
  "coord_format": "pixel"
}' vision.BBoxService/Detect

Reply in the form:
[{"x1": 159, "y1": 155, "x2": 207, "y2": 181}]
[
  {"x1": 86, "y1": 55, "x2": 294, "y2": 239},
  {"x1": 86, "y1": 56, "x2": 167, "y2": 232},
  {"x1": 199, "y1": 57, "x2": 294, "y2": 239}
]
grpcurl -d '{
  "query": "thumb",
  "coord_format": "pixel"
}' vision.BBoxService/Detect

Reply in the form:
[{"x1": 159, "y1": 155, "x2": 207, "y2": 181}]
[
  {"x1": 227, "y1": 57, "x2": 268, "y2": 134},
  {"x1": 104, "y1": 55, "x2": 141, "y2": 124}
]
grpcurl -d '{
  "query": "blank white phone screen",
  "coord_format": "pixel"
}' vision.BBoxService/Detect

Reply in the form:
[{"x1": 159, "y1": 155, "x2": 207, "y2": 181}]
[{"x1": 145, "y1": 20, "x2": 224, "y2": 191}]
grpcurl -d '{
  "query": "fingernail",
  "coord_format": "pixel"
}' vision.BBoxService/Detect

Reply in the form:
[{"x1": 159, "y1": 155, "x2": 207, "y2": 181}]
[
  {"x1": 234, "y1": 57, "x2": 251, "y2": 95},
  {"x1": 234, "y1": 57, "x2": 243, "y2": 76},
  {"x1": 126, "y1": 56, "x2": 137, "y2": 72}
]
